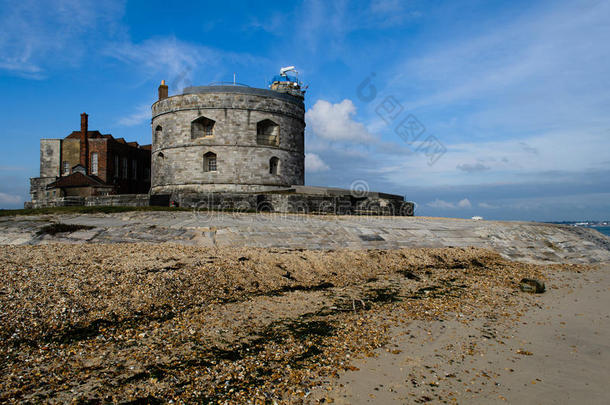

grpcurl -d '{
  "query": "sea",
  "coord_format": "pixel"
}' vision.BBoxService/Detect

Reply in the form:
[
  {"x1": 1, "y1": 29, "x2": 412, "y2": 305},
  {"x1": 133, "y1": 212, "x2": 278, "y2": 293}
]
[{"x1": 592, "y1": 226, "x2": 610, "y2": 237}]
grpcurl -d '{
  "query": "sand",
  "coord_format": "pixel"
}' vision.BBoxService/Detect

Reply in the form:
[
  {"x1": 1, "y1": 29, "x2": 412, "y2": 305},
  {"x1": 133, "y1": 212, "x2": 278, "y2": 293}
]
[{"x1": 310, "y1": 264, "x2": 610, "y2": 404}]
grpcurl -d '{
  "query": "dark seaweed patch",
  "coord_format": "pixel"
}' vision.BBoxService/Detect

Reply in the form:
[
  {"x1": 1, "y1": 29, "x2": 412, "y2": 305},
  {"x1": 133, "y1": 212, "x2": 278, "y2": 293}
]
[
  {"x1": 284, "y1": 320, "x2": 335, "y2": 339},
  {"x1": 36, "y1": 223, "x2": 94, "y2": 236},
  {"x1": 398, "y1": 269, "x2": 421, "y2": 281},
  {"x1": 365, "y1": 287, "x2": 401, "y2": 303}
]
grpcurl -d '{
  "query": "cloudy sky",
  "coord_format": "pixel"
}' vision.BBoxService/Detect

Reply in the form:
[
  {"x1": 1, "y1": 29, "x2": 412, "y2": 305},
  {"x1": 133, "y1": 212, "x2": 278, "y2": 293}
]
[{"x1": 1, "y1": 0, "x2": 609, "y2": 220}]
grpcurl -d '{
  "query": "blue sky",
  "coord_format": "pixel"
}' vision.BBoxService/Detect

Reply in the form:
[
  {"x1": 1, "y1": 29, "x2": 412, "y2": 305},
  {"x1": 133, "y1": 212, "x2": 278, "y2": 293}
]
[{"x1": 1, "y1": 0, "x2": 609, "y2": 221}]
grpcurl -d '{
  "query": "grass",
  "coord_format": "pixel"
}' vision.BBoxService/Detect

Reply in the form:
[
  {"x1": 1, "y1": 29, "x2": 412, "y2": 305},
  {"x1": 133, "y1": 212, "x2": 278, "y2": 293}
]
[
  {"x1": 0, "y1": 206, "x2": 191, "y2": 217},
  {"x1": 0, "y1": 205, "x2": 274, "y2": 217}
]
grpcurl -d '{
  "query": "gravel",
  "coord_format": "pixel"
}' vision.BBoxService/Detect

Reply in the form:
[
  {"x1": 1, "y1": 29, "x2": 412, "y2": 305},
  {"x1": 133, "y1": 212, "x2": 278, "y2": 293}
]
[{"x1": 0, "y1": 244, "x2": 589, "y2": 403}]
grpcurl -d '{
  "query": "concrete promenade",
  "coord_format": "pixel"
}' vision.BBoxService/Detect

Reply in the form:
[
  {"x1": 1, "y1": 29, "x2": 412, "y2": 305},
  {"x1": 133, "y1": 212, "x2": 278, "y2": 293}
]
[{"x1": 2, "y1": 211, "x2": 608, "y2": 264}]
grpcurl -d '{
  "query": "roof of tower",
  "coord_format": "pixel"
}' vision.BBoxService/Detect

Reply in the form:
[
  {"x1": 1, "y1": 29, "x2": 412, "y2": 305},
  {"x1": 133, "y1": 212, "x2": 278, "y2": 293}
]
[{"x1": 182, "y1": 85, "x2": 304, "y2": 107}]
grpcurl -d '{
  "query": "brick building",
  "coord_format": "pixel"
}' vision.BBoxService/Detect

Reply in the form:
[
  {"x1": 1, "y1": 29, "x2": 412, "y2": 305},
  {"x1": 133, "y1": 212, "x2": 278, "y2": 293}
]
[{"x1": 29, "y1": 113, "x2": 151, "y2": 204}]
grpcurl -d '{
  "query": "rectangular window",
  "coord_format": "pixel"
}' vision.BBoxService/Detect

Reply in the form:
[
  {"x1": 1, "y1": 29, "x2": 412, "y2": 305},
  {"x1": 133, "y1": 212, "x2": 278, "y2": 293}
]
[
  {"x1": 62, "y1": 161, "x2": 69, "y2": 175},
  {"x1": 207, "y1": 156, "x2": 217, "y2": 172},
  {"x1": 114, "y1": 155, "x2": 119, "y2": 178},
  {"x1": 144, "y1": 167, "x2": 150, "y2": 181},
  {"x1": 132, "y1": 160, "x2": 137, "y2": 179},
  {"x1": 122, "y1": 157, "x2": 128, "y2": 179},
  {"x1": 91, "y1": 153, "x2": 98, "y2": 175}
]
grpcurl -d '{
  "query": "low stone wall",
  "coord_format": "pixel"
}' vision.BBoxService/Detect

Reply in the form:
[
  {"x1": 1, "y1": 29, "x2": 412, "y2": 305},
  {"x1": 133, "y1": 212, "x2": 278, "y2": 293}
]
[
  {"x1": 85, "y1": 194, "x2": 149, "y2": 207},
  {"x1": 25, "y1": 196, "x2": 86, "y2": 209},
  {"x1": 175, "y1": 192, "x2": 414, "y2": 216},
  {"x1": 25, "y1": 194, "x2": 149, "y2": 209},
  {"x1": 25, "y1": 191, "x2": 414, "y2": 216}
]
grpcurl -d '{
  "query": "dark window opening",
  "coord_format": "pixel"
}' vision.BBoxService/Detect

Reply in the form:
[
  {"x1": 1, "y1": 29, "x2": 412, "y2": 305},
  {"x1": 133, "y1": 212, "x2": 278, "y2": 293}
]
[
  {"x1": 256, "y1": 119, "x2": 279, "y2": 146},
  {"x1": 192, "y1": 116, "x2": 215, "y2": 139},
  {"x1": 154, "y1": 125, "x2": 162, "y2": 144},
  {"x1": 269, "y1": 156, "x2": 279, "y2": 175}
]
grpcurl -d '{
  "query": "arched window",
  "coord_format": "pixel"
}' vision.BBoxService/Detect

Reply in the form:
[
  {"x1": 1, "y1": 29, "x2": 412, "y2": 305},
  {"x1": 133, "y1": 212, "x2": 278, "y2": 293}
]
[
  {"x1": 192, "y1": 116, "x2": 215, "y2": 139},
  {"x1": 203, "y1": 152, "x2": 217, "y2": 172},
  {"x1": 256, "y1": 119, "x2": 279, "y2": 146},
  {"x1": 157, "y1": 152, "x2": 165, "y2": 159},
  {"x1": 269, "y1": 157, "x2": 279, "y2": 175},
  {"x1": 154, "y1": 125, "x2": 162, "y2": 143}
]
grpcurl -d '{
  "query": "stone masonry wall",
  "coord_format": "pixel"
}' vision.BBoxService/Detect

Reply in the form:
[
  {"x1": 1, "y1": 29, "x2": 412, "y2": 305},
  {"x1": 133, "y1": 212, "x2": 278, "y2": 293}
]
[
  {"x1": 25, "y1": 194, "x2": 149, "y2": 209},
  {"x1": 175, "y1": 192, "x2": 414, "y2": 216},
  {"x1": 40, "y1": 139, "x2": 61, "y2": 178},
  {"x1": 151, "y1": 87, "x2": 305, "y2": 194}
]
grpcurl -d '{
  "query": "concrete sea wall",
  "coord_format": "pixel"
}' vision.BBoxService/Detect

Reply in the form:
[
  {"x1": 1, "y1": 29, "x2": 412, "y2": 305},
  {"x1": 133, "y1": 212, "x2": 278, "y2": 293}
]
[{"x1": 1, "y1": 211, "x2": 608, "y2": 264}]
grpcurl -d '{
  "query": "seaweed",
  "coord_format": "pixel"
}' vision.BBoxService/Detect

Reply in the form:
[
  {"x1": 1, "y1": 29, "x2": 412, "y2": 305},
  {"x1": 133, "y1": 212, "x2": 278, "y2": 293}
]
[{"x1": 36, "y1": 223, "x2": 95, "y2": 236}]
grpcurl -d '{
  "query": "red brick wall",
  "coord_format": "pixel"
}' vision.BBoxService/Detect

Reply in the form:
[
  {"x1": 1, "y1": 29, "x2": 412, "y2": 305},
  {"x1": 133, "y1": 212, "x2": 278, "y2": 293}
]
[
  {"x1": 106, "y1": 140, "x2": 151, "y2": 194},
  {"x1": 87, "y1": 138, "x2": 151, "y2": 194},
  {"x1": 88, "y1": 139, "x2": 109, "y2": 182}
]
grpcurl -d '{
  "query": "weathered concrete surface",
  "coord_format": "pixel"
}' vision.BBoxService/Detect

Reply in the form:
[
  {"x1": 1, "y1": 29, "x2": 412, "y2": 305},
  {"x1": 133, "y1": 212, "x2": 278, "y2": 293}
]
[{"x1": 1, "y1": 212, "x2": 608, "y2": 264}]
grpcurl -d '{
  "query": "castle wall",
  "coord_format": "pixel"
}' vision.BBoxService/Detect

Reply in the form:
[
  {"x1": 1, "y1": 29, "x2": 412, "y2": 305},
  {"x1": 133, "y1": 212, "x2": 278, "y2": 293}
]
[
  {"x1": 151, "y1": 87, "x2": 305, "y2": 195},
  {"x1": 40, "y1": 139, "x2": 61, "y2": 178}
]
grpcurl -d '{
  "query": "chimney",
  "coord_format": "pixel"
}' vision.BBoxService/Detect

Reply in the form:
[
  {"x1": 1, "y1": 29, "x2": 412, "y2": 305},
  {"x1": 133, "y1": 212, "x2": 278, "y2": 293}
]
[
  {"x1": 158, "y1": 79, "x2": 168, "y2": 100},
  {"x1": 80, "y1": 112, "x2": 89, "y2": 173}
]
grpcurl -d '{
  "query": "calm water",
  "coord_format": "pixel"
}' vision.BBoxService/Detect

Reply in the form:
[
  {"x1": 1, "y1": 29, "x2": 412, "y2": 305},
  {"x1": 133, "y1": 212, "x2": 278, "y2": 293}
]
[{"x1": 593, "y1": 226, "x2": 610, "y2": 237}]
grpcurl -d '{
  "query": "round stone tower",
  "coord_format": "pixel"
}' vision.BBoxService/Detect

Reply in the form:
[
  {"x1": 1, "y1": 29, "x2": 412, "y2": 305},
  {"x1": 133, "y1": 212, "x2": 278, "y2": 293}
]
[{"x1": 150, "y1": 83, "x2": 305, "y2": 195}]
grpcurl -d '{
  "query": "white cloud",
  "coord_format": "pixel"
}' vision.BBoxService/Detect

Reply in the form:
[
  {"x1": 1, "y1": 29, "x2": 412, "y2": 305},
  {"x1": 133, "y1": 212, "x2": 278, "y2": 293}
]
[
  {"x1": 427, "y1": 199, "x2": 456, "y2": 209},
  {"x1": 107, "y1": 37, "x2": 216, "y2": 85},
  {"x1": 305, "y1": 153, "x2": 330, "y2": 172},
  {"x1": 117, "y1": 104, "x2": 150, "y2": 127},
  {"x1": 426, "y1": 198, "x2": 471, "y2": 209},
  {"x1": 392, "y1": 1, "x2": 610, "y2": 134},
  {"x1": 0, "y1": 0, "x2": 125, "y2": 78},
  {"x1": 0, "y1": 192, "x2": 22, "y2": 205},
  {"x1": 295, "y1": 0, "x2": 421, "y2": 52},
  {"x1": 105, "y1": 36, "x2": 267, "y2": 91},
  {"x1": 478, "y1": 202, "x2": 498, "y2": 209},
  {"x1": 456, "y1": 162, "x2": 490, "y2": 173},
  {"x1": 306, "y1": 99, "x2": 376, "y2": 143},
  {"x1": 457, "y1": 198, "x2": 472, "y2": 208}
]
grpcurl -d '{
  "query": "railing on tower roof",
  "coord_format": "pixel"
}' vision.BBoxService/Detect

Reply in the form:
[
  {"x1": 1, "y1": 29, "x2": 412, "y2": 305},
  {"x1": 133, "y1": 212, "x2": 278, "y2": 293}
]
[{"x1": 207, "y1": 81, "x2": 251, "y2": 87}]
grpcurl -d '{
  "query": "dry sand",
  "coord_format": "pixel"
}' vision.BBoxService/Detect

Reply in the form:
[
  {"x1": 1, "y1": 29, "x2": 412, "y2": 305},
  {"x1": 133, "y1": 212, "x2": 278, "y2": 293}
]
[
  {"x1": 0, "y1": 244, "x2": 605, "y2": 404},
  {"x1": 310, "y1": 264, "x2": 610, "y2": 404}
]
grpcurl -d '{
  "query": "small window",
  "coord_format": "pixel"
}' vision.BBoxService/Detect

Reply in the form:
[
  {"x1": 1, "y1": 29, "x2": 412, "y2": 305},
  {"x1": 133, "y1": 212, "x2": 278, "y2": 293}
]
[
  {"x1": 122, "y1": 157, "x2": 128, "y2": 179},
  {"x1": 91, "y1": 153, "x2": 98, "y2": 175},
  {"x1": 62, "y1": 161, "x2": 69, "y2": 175},
  {"x1": 257, "y1": 119, "x2": 279, "y2": 146},
  {"x1": 203, "y1": 152, "x2": 217, "y2": 172},
  {"x1": 154, "y1": 125, "x2": 162, "y2": 144},
  {"x1": 269, "y1": 157, "x2": 279, "y2": 175},
  {"x1": 144, "y1": 167, "x2": 150, "y2": 181},
  {"x1": 132, "y1": 160, "x2": 137, "y2": 179},
  {"x1": 114, "y1": 155, "x2": 119, "y2": 178},
  {"x1": 192, "y1": 116, "x2": 215, "y2": 139}
]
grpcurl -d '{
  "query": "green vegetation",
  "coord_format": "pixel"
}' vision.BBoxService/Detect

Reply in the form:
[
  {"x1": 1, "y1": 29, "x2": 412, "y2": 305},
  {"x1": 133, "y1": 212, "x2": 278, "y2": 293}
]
[{"x1": 0, "y1": 206, "x2": 191, "y2": 217}]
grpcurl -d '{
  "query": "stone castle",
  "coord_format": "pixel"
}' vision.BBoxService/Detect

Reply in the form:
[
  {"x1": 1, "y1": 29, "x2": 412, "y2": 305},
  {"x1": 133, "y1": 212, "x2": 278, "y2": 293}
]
[
  {"x1": 27, "y1": 68, "x2": 414, "y2": 216},
  {"x1": 151, "y1": 79, "x2": 305, "y2": 194}
]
